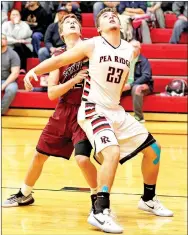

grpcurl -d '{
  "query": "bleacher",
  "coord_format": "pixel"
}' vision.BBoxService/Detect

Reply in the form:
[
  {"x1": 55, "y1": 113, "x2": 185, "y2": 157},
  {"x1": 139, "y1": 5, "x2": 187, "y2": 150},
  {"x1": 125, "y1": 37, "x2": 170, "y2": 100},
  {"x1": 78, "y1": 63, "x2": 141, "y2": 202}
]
[{"x1": 3, "y1": 7, "x2": 188, "y2": 117}]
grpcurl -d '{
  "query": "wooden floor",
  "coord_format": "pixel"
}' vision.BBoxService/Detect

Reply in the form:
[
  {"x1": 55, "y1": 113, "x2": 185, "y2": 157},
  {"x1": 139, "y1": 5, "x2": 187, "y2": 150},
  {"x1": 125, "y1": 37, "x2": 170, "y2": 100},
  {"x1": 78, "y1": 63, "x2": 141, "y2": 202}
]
[{"x1": 2, "y1": 122, "x2": 187, "y2": 235}]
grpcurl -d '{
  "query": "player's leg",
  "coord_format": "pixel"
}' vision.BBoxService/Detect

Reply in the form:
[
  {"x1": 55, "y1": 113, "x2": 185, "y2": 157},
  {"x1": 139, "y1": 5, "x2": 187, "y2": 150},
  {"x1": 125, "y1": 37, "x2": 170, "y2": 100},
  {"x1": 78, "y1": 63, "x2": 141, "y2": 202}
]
[
  {"x1": 22, "y1": 151, "x2": 49, "y2": 192},
  {"x1": 117, "y1": 112, "x2": 173, "y2": 217},
  {"x1": 97, "y1": 145, "x2": 120, "y2": 192},
  {"x1": 88, "y1": 132, "x2": 123, "y2": 233},
  {"x1": 117, "y1": 111, "x2": 172, "y2": 217},
  {"x1": 78, "y1": 115, "x2": 123, "y2": 233},
  {"x1": 95, "y1": 144, "x2": 120, "y2": 209},
  {"x1": 141, "y1": 142, "x2": 160, "y2": 188},
  {"x1": 74, "y1": 139, "x2": 98, "y2": 212},
  {"x1": 138, "y1": 141, "x2": 173, "y2": 216},
  {"x1": 76, "y1": 154, "x2": 98, "y2": 189},
  {"x1": 2, "y1": 151, "x2": 48, "y2": 207},
  {"x1": 3, "y1": 104, "x2": 74, "y2": 208},
  {"x1": 71, "y1": 106, "x2": 98, "y2": 212}
]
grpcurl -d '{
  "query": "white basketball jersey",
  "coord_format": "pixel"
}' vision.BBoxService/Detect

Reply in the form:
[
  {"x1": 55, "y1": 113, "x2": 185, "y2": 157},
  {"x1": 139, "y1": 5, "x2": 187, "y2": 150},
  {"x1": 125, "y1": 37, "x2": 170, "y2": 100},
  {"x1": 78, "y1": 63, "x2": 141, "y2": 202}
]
[{"x1": 82, "y1": 36, "x2": 134, "y2": 109}]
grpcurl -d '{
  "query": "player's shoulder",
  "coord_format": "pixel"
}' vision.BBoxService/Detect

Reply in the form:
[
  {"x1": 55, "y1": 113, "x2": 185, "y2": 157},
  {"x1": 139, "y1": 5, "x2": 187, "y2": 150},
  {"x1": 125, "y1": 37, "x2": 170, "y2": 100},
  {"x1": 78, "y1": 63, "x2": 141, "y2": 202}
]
[
  {"x1": 82, "y1": 36, "x2": 101, "y2": 45},
  {"x1": 94, "y1": 36, "x2": 104, "y2": 43},
  {"x1": 87, "y1": 36, "x2": 107, "y2": 48},
  {"x1": 82, "y1": 36, "x2": 98, "y2": 44},
  {"x1": 78, "y1": 37, "x2": 96, "y2": 55},
  {"x1": 120, "y1": 39, "x2": 134, "y2": 50}
]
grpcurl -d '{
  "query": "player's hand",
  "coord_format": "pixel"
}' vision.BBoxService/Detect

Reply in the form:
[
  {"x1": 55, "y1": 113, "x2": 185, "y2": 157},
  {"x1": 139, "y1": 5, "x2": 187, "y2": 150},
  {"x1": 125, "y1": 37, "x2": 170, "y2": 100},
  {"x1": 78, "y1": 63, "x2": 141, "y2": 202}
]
[
  {"x1": 24, "y1": 69, "x2": 38, "y2": 91},
  {"x1": 72, "y1": 69, "x2": 88, "y2": 85}
]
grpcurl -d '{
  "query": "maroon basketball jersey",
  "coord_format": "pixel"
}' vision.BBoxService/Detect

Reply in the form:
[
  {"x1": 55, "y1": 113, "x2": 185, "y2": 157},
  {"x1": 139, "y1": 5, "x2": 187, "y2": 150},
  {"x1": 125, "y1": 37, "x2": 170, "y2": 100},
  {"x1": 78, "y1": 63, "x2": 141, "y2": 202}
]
[{"x1": 54, "y1": 48, "x2": 89, "y2": 105}]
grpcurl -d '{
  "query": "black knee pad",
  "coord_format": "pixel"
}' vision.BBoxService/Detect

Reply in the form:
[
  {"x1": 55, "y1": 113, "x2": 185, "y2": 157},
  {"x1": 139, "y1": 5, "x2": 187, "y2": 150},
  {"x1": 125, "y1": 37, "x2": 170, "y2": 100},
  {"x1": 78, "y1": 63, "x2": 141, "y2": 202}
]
[{"x1": 74, "y1": 139, "x2": 92, "y2": 157}]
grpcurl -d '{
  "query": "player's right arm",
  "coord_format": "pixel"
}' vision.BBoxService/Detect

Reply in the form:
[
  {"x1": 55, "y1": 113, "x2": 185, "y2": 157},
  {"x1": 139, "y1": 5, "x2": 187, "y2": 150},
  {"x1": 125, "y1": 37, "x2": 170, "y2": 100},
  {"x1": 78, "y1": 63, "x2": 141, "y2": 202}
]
[
  {"x1": 48, "y1": 69, "x2": 89, "y2": 100},
  {"x1": 24, "y1": 39, "x2": 94, "y2": 89}
]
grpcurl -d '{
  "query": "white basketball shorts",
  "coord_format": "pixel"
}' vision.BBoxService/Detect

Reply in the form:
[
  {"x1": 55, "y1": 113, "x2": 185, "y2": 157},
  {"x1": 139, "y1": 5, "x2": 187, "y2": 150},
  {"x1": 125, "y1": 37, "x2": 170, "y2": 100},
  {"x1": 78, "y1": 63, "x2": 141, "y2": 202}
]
[{"x1": 77, "y1": 102, "x2": 155, "y2": 164}]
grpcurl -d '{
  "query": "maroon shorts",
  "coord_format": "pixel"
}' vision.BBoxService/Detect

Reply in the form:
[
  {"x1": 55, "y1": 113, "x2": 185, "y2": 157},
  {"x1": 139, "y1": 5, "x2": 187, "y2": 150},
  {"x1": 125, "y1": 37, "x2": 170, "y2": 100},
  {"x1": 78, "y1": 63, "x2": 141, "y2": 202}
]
[{"x1": 36, "y1": 101, "x2": 88, "y2": 159}]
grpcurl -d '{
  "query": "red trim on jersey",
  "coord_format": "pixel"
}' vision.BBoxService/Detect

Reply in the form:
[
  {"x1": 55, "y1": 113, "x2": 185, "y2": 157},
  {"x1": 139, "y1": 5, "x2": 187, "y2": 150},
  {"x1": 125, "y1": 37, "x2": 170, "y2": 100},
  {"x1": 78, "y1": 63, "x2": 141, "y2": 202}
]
[
  {"x1": 85, "y1": 83, "x2": 90, "y2": 89},
  {"x1": 85, "y1": 103, "x2": 95, "y2": 108},
  {"x1": 91, "y1": 117, "x2": 107, "y2": 126},
  {"x1": 84, "y1": 90, "x2": 89, "y2": 96},
  {"x1": 93, "y1": 124, "x2": 111, "y2": 134},
  {"x1": 85, "y1": 108, "x2": 95, "y2": 115}
]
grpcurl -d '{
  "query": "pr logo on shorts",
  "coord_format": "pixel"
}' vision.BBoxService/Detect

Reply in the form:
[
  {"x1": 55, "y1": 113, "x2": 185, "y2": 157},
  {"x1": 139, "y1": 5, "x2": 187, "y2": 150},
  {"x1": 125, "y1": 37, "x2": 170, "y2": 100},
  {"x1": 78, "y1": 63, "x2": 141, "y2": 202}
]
[{"x1": 101, "y1": 136, "x2": 110, "y2": 144}]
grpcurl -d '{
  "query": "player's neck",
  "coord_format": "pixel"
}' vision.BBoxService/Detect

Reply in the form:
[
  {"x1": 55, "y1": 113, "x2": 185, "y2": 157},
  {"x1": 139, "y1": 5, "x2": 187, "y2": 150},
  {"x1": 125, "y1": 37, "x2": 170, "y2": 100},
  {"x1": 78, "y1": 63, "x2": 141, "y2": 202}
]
[
  {"x1": 101, "y1": 31, "x2": 121, "y2": 48},
  {"x1": 64, "y1": 35, "x2": 81, "y2": 50}
]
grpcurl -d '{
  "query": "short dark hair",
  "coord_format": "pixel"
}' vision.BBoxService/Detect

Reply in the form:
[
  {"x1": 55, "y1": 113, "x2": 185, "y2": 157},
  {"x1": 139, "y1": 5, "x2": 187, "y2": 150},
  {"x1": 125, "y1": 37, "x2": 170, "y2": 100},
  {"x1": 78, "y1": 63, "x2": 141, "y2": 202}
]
[{"x1": 96, "y1": 7, "x2": 118, "y2": 28}]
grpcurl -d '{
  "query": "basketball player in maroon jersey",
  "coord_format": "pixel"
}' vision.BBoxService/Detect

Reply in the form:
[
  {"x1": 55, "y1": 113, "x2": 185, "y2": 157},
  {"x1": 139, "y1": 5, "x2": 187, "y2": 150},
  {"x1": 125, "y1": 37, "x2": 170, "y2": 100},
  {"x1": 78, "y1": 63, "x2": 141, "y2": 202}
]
[{"x1": 3, "y1": 14, "x2": 98, "y2": 210}]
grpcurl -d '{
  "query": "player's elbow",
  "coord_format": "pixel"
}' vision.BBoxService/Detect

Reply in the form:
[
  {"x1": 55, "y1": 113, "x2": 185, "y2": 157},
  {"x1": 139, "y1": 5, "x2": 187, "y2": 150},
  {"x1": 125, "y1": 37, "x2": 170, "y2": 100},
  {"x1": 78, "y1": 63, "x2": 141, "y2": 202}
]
[
  {"x1": 48, "y1": 94, "x2": 56, "y2": 101},
  {"x1": 48, "y1": 89, "x2": 56, "y2": 101}
]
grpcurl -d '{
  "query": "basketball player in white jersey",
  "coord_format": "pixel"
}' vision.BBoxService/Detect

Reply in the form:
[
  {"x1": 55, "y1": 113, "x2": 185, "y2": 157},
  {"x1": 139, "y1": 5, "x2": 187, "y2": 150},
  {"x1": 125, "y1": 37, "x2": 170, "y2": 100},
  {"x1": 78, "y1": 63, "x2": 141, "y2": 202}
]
[{"x1": 24, "y1": 8, "x2": 173, "y2": 234}]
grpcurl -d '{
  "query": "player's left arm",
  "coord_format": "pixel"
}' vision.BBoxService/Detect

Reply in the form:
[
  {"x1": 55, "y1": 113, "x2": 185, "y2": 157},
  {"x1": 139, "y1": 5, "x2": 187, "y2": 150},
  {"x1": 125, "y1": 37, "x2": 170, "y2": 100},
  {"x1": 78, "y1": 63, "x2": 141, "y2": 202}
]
[
  {"x1": 47, "y1": 69, "x2": 76, "y2": 101},
  {"x1": 31, "y1": 40, "x2": 93, "y2": 76},
  {"x1": 47, "y1": 69, "x2": 61, "y2": 100},
  {"x1": 24, "y1": 39, "x2": 94, "y2": 89},
  {"x1": 36, "y1": 42, "x2": 86, "y2": 75}
]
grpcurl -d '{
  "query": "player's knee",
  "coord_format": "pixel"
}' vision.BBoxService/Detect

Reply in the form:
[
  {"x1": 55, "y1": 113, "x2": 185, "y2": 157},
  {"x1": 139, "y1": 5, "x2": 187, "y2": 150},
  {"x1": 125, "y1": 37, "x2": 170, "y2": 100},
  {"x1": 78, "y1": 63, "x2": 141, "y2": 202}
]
[
  {"x1": 33, "y1": 152, "x2": 48, "y2": 166},
  {"x1": 74, "y1": 140, "x2": 92, "y2": 158},
  {"x1": 102, "y1": 145, "x2": 120, "y2": 163},
  {"x1": 156, "y1": 142, "x2": 161, "y2": 151},
  {"x1": 153, "y1": 142, "x2": 161, "y2": 153},
  {"x1": 151, "y1": 142, "x2": 161, "y2": 165},
  {"x1": 75, "y1": 155, "x2": 90, "y2": 169}
]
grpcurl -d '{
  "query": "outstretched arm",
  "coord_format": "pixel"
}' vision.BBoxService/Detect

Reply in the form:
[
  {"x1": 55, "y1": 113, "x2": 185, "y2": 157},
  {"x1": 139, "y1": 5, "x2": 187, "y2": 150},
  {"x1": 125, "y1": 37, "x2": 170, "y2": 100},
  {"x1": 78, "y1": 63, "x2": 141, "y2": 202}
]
[
  {"x1": 24, "y1": 39, "x2": 94, "y2": 89},
  {"x1": 34, "y1": 40, "x2": 93, "y2": 75}
]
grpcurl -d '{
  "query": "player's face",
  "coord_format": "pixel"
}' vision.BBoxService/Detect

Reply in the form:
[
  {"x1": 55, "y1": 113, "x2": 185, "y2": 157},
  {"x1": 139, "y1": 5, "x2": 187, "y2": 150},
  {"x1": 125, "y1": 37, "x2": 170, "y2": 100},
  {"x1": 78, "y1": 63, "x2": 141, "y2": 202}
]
[
  {"x1": 62, "y1": 17, "x2": 81, "y2": 37},
  {"x1": 98, "y1": 12, "x2": 120, "y2": 33}
]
